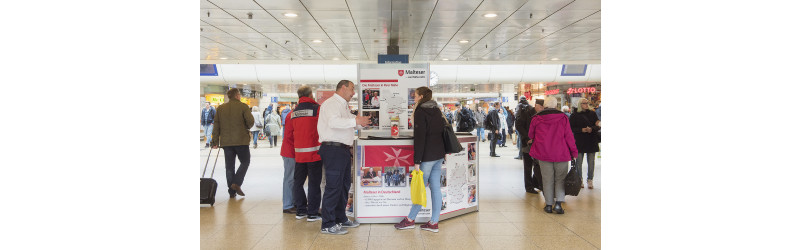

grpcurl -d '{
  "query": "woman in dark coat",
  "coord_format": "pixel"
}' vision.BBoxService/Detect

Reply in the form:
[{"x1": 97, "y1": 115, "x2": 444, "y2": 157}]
[
  {"x1": 394, "y1": 86, "x2": 445, "y2": 233},
  {"x1": 569, "y1": 98, "x2": 601, "y2": 189}
]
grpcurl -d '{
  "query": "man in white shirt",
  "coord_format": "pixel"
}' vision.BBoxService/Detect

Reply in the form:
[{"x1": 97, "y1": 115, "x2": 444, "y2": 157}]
[{"x1": 317, "y1": 80, "x2": 371, "y2": 235}]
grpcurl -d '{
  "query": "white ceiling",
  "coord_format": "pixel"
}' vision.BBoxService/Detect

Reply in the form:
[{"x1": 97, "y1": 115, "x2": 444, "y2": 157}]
[{"x1": 200, "y1": 0, "x2": 600, "y2": 62}]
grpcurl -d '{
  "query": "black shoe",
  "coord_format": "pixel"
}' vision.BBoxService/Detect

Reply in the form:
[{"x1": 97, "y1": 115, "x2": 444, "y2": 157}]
[
  {"x1": 295, "y1": 213, "x2": 308, "y2": 219},
  {"x1": 490, "y1": 154, "x2": 500, "y2": 157},
  {"x1": 283, "y1": 207, "x2": 297, "y2": 214},
  {"x1": 525, "y1": 189, "x2": 538, "y2": 194},
  {"x1": 554, "y1": 202, "x2": 564, "y2": 214},
  {"x1": 229, "y1": 193, "x2": 236, "y2": 198},
  {"x1": 514, "y1": 156, "x2": 521, "y2": 160},
  {"x1": 544, "y1": 205, "x2": 553, "y2": 213},
  {"x1": 205, "y1": 143, "x2": 210, "y2": 148}
]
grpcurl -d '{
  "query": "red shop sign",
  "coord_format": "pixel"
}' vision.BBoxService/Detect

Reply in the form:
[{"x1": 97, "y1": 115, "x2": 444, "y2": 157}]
[
  {"x1": 566, "y1": 87, "x2": 597, "y2": 94},
  {"x1": 545, "y1": 89, "x2": 560, "y2": 95}
]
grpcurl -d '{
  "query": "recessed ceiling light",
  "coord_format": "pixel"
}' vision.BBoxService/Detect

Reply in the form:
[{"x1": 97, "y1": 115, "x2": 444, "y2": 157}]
[
  {"x1": 443, "y1": 58, "x2": 449, "y2": 61},
  {"x1": 333, "y1": 57, "x2": 339, "y2": 60},
  {"x1": 483, "y1": 13, "x2": 498, "y2": 18},
  {"x1": 220, "y1": 57, "x2": 228, "y2": 59},
  {"x1": 284, "y1": 13, "x2": 298, "y2": 17},
  {"x1": 551, "y1": 58, "x2": 559, "y2": 60},
  {"x1": 459, "y1": 40, "x2": 469, "y2": 43},
  {"x1": 312, "y1": 40, "x2": 322, "y2": 43}
]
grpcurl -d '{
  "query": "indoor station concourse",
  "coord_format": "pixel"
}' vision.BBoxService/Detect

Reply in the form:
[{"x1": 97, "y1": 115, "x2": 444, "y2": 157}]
[{"x1": 200, "y1": 0, "x2": 601, "y2": 249}]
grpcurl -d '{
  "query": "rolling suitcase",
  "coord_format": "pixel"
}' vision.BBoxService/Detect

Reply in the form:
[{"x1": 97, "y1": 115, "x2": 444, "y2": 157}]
[{"x1": 200, "y1": 148, "x2": 221, "y2": 206}]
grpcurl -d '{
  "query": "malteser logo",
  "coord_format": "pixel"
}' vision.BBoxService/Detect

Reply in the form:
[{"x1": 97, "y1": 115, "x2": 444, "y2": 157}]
[
  {"x1": 398, "y1": 70, "x2": 404, "y2": 76},
  {"x1": 404, "y1": 70, "x2": 425, "y2": 75}
]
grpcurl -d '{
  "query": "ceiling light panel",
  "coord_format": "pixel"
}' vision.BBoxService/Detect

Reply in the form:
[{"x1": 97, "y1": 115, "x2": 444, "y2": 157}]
[
  {"x1": 206, "y1": 0, "x2": 262, "y2": 10},
  {"x1": 300, "y1": 0, "x2": 350, "y2": 11}
]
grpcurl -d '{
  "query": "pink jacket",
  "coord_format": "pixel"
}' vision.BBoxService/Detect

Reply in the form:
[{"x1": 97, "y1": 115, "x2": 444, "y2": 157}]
[{"x1": 528, "y1": 109, "x2": 578, "y2": 162}]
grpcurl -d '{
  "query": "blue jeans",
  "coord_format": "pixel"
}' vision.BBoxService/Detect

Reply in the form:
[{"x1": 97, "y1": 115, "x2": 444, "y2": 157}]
[
  {"x1": 251, "y1": 131, "x2": 259, "y2": 145},
  {"x1": 203, "y1": 124, "x2": 213, "y2": 144},
  {"x1": 477, "y1": 127, "x2": 485, "y2": 140},
  {"x1": 408, "y1": 158, "x2": 444, "y2": 223},
  {"x1": 282, "y1": 157, "x2": 296, "y2": 210}
]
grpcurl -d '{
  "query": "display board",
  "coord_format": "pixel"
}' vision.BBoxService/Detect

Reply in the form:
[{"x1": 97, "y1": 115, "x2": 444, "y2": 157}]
[
  {"x1": 353, "y1": 135, "x2": 479, "y2": 223},
  {"x1": 357, "y1": 63, "x2": 429, "y2": 137}
]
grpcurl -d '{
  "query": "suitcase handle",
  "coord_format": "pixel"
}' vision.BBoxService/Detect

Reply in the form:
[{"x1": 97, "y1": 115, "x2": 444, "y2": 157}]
[{"x1": 202, "y1": 148, "x2": 221, "y2": 178}]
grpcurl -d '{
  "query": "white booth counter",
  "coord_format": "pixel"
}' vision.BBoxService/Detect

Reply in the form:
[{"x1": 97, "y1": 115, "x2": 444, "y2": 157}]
[{"x1": 351, "y1": 134, "x2": 479, "y2": 224}]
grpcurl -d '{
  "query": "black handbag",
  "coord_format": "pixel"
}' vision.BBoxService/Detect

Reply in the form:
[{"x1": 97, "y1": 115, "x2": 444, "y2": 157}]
[
  {"x1": 443, "y1": 118, "x2": 464, "y2": 154},
  {"x1": 564, "y1": 158, "x2": 581, "y2": 196}
]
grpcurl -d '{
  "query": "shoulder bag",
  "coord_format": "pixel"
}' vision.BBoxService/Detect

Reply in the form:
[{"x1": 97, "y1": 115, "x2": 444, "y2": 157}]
[{"x1": 441, "y1": 113, "x2": 464, "y2": 154}]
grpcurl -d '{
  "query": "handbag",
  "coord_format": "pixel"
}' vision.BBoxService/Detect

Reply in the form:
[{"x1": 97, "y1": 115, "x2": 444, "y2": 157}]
[
  {"x1": 564, "y1": 158, "x2": 581, "y2": 196},
  {"x1": 443, "y1": 119, "x2": 464, "y2": 154},
  {"x1": 410, "y1": 169, "x2": 427, "y2": 206}
]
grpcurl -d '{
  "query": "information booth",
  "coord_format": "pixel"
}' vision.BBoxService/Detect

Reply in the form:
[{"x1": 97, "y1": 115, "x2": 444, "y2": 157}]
[{"x1": 346, "y1": 63, "x2": 480, "y2": 223}]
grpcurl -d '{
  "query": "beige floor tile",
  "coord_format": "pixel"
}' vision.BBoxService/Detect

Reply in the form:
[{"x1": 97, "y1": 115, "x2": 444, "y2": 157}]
[
  {"x1": 231, "y1": 213, "x2": 284, "y2": 225},
  {"x1": 492, "y1": 202, "x2": 539, "y2": 212},
  {"x1": 200, "y1": 224, "x2": 224, "y2": 239},
  {"x1": 580, "y1": 234, "x2": 601, "y2": 249},
  {"x1": 251, "y1": 230, "x2": 318, "y2": 250},
  {"x1": 419, "y1": 221, "x2": 472, "y2": 236},
  {"x1": 512, "y1": 222, "x2": 577, "y2": 236},
  {"x1": 560, "y1": 221, "x2": 602, "y2": 238},
  {"x1": 547, "y1": 213, "x2": 601, "y2": 224},
  {"x1": 529, "y1": 235, "x2": 598, "y2": 250},
  {"x1": 200, "y1": 237, "x2": 261, "y2": 250},
  {"x1": 367, "y1": 235, "x2": 424, "y2": 250},
  {"x1": 474, "y1": 235, "x2": 540, "y2": 250},
  {"x1": 422, "y1": 233, "x2": 483, "y2": 250},
  {"x1": 210, "y1": 224, "x2": 274, "y2": 241},
  {"x1": 465, "y1": 222, "x2": 523, "y2": 236},
  {"x1": 500, "y1": 210, "x2": 557, "y2": 222},
  {"x1": 201, "y1": 212, "x2": 243, "y2": 225},
  {"x1": 370, "y1": 223, "x2": 420, "y2": 236},
  {"x1": 460, "y1": 212, "x2": 511, "y2": 223},
  {"x1": 309, "y1": 235, "x2": 368, "y2": 250}
]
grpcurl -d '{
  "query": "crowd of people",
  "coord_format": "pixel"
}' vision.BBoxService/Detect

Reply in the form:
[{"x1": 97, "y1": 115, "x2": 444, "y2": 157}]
[{"x1": 202, "y1": 83, "x2": 599, "y2": 234}]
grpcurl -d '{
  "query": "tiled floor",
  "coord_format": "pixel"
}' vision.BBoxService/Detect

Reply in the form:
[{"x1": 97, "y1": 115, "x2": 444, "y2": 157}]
[{"x1": 200, "y1": 138, "x2": 601, "y2": 250}]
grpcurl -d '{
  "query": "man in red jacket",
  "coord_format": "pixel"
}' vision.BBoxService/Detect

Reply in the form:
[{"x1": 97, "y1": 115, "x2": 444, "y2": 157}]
[{"x1": 286, "y1": 86, "x2": 324, "y2": 222}]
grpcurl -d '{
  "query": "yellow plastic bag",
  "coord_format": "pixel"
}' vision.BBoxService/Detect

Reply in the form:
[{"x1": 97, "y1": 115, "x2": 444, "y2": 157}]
[{"x1": 410, "y1": 169, "x2": 427, "y2": 207}]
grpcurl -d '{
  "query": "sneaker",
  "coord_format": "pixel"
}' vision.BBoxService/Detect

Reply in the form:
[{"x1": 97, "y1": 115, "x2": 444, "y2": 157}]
[
  {"x1": 394, "y1": 218, "x2": 415, "y2": 230},
  {"x1": 321, "y1": 224, "x2": 348, "y2": 235},
  {"x1": 420, "y1": 222, "x2": 439, "y2": 233},
  {"x1": 295, "y1": 213, "x2": 308, "y2": 219},
  {"x1": 306, "y1": 215, "x2": 321, "y2": 222},
  {"x1": 340, "y1": 220, "x2": 360, "y2": 228}
]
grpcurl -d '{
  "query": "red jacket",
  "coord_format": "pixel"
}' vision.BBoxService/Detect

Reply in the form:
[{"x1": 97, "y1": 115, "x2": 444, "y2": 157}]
[
  {"x1": 280, "y1": 111, "x2": 295, "y2": 159},
  {"x1": 282, "y1": 97, "x2": 322, "y2": 163}
]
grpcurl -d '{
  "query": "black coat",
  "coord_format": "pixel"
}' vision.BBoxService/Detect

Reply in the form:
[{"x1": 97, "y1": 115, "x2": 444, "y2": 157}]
[
  {"x1": 515, "y1": 106, "x2": 536, "y2": 153},
  {"x1": 569, "y1": 110, "x2": 600, "y2": 153},
  {"x1": 485, "y1": 109, "x2": 501, "y2": 131},
  {"x1": 413, "y1": 101, "x2": 446, "y2": 164}
]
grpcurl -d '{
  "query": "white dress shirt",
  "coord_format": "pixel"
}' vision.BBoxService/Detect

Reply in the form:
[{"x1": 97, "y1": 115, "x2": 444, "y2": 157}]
[{"x1": 318, "y1": 93, "x2": 360, "y2": 145}]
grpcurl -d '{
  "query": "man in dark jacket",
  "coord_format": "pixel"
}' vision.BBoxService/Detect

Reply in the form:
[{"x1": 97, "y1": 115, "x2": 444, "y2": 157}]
[
  {"x1": 455, "y1": 103, "x2": 476, "y2": 132},
  {"x1": 211, "y1": 88, "x2": 255, "y2": 198},
  {"x1": 513, "y1": 97, "x2": 531, "y2": 159},
  {"x1": 516, "y1": 99, "x2": 544, "y2": 194},
  {"x1": 201, "y1": 102, "x2": 216, "y2": 148},
  {"x1": 485, "y1": 102, "x2": 502, "y2": 157}
]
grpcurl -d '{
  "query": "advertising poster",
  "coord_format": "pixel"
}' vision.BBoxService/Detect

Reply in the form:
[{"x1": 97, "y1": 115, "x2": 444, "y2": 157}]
[
  {"x1": 354, "y1": 136, "x2": 478, "y2": 221},
  {"x1": 357, "y1": 63, "x2": 429, "y2": 137}
]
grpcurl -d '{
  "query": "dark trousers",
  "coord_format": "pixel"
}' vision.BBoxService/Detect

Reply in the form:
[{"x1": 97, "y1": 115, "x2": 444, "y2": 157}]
[
  {"x1": 222, "y1": 145, "x2": 250, "y2": 195},
  {"x1": 489, "y1": 131, "x2": 498, "y2": 155},
  {"x1": 523, "y1": 153, "x2": 543, "y2": 191},
  {"x1": 318, "y1": 144, "x2": 352, "y2": 229},
  {"x1": 294, "y1": 160, "x2": 323, "y2": 215}
]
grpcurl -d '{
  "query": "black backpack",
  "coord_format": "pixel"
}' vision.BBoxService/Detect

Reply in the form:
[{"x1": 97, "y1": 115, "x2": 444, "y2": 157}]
[{"x1": 457, "y1": 109, "x2": 476, "y2": 132}]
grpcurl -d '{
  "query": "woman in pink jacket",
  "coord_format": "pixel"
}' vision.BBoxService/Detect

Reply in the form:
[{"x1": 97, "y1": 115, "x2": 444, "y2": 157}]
[{"x1": 528, "y1": 96, "x2": 578, "y2": 214}]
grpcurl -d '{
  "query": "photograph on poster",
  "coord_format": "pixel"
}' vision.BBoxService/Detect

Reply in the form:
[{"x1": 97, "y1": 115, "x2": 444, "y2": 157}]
[
  {"x1": 383, "y1": 166, "x2": 407, "y2": 187},
  {"x1": 441, "y1": 189, "x2": 448, "y2": 210},
  {"x1": 359, "y1": 167, "x2": 383, "y2": 187},
  {"x1": 362, "y1": 89, "x2": 380, "y2": 109},
  {"x1": 407, "y1": 110, "x2": 413, "y2": 129},
  {"x1": 362, "y1": 111, "x2": 380, "y2": 129},
  {"x1": 467, "y1": 143, "x2": 476, "y2": 161},
  {"x1": 468, "y1": 185, "x2": 477, "y2": 205},
  {"x1": 407, "y1": 88, "x2": 416, "y2": 109},
  {"x1": 468, "y1": 164, "x2": 477, "y2": 182},
  {"x1": 440, "y1": 168, "x2": 447, "y2": 187}
]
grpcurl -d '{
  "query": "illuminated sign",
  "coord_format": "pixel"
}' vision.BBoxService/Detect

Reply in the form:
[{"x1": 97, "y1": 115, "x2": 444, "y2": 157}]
[
  {"x1": 566, "y1": 87, "x2": 597, "y2": 94},
  {"x1": 545, "y1": 89, "x2": 560, "y2": 95},
  {"x1": 206, "y1": 94, "x2": 225, "y2": 103}
]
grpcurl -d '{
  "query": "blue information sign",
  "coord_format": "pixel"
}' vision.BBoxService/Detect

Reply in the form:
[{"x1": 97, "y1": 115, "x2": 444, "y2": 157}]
[{"x1": 377, "y1": 54, "x2": 409, "y2": 64}]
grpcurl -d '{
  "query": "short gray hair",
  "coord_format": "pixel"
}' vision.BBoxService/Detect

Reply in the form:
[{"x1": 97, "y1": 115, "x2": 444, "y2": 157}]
[
  {"x1": 297, "y1": 85, "x2": 313, "y2": 98},
  {"x1": 543, "y1": 96, "x2": 558, "y2": 109}
]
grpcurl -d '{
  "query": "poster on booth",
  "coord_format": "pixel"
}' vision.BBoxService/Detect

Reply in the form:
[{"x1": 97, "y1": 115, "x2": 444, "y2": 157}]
[
  {"x1": 355, "y1": 136, "x2": 478, "y2": 220},
  {"x1": 358, "y1": 64, "x2": 429, "y2": 136}
]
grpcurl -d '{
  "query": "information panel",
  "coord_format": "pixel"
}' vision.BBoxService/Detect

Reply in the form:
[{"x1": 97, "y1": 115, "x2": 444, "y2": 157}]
[{"x1": 357, "y1": 63, "x2": 429, "y2": 137}]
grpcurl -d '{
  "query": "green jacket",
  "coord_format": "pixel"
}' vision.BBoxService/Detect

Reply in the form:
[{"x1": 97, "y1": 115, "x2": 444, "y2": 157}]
[{"x1": 211, "y1": 99, "x2": 254, "y2": 147}]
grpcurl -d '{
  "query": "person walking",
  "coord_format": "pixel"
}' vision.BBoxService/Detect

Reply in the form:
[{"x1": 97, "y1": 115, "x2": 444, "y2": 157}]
[
  {"x1": 286, "y1": 86, "x2": 324, "y2": 222},
  {"x1": 317, "y1": 80, "x2": 371, "y2": 235},
  {"x1": 201, "y1": 102, "x2": 216, "y2": 148},
  {"x1": 498, "y1": 106, "x2": 507, "y2": 147},
  {"x1": 394, "y1": 86, "x2": 445, "y2": 233},
  {"x1": 475, "y1": 107, "x2": 487, "y2": 142},
  {"x1": 249, "y1": 107, "x2": 263, "y2": 149},
  {"x1": 529, "y1": 96, "x2": 577, "y2": 214},
  {"x1": 516, "y1": 98, "x2": 543, "y2": 194},
  {"x1": 265, "y1": 108, "x2": 282, "y2": 148},
  {"x1": 211, "y1": 88, "x2": 254, "y2": 198},
  {"x1": 569, "y1": 98, "x2": 601, "y2": 189},
  {"x1": 485, "y1": 103, "x2": 502, "y2": 157}
]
